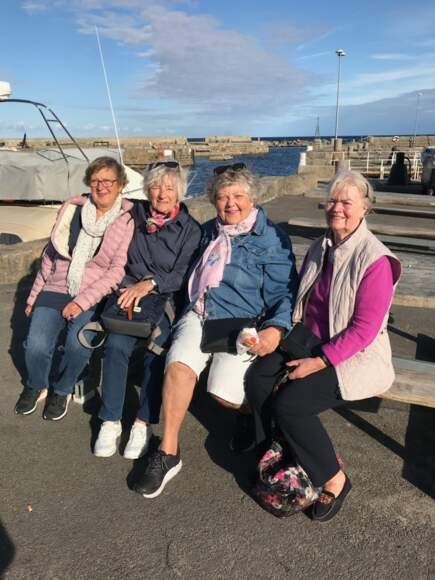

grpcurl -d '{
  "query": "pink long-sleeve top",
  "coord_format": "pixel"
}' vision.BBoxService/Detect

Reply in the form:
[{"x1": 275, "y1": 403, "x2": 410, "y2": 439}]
[{"x1": 304, "y1": 254, "x2": 394, "y2": 367}]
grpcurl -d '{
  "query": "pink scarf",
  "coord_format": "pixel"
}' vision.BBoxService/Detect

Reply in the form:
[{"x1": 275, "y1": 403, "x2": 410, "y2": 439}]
[
  {"x1": 188, "y1": 207, "x2": 259, "y2": 316},
  {"x1": 145, "y1": 203, "x2": 180, "y2": 233}
]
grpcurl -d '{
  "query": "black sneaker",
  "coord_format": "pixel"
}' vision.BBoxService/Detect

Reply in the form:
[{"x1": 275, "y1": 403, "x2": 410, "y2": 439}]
[
  {"x1": 133, "y1": 449, "x2": 182, "y2": 498},
  {"x1": 14, "y1": 387, "x2": 41, "y2": 415},
  {"x1": 229, "y1": 412, "x2": 256, "y2": 453},
  {"x1": 43, "y1": 393, "x2": 71, "y2": 421}
]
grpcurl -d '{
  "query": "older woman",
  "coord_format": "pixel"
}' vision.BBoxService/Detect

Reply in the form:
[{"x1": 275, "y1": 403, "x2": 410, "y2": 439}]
[
  {"x1": 93, "y1": 161, "x2": 201, "y2": 459},
  {"x1": 14, "y1": 156, "x2": 134, "y2": 421},
  {"x1": 246, "y1": 170, "x2": 401, "y2": 522},
  {"x1": 133, "y1": 164, "x2": 299, "y2": 498}
]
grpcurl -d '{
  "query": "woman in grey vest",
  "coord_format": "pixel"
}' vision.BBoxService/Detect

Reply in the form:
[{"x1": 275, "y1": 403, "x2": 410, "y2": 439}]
[{"x1": 246, "y1": 170, "x2": 401, "y2": 522}]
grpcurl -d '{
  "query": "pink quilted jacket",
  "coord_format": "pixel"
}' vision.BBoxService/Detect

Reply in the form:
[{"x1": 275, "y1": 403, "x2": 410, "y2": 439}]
[{"x1": 27, "y1": 195, "x2": 134, "y2": 312}]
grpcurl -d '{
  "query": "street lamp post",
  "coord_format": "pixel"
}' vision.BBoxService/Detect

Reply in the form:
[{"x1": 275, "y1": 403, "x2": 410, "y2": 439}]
[
  {"x1": 412, "y1": 91, "x2": 423, "y2": 147},
  {"x1": 334, "y1": 49, "x2": 346, "y2": 142}
]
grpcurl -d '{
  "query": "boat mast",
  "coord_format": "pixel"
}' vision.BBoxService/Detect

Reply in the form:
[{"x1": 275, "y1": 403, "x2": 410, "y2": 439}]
[{"x1": 95, "y1": 26, "x2": 124, "y2": 165}]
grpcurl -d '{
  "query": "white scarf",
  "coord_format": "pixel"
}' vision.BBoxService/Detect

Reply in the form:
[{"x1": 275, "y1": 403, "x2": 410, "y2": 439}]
[{"x1": 67, "y1": 196, "x2": 123, "y2": 297}]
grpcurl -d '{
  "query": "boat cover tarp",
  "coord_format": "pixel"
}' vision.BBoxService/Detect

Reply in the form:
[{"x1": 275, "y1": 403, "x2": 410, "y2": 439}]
[{"x1": 0, "y1": 148, "x2": 123, "y2": 202}]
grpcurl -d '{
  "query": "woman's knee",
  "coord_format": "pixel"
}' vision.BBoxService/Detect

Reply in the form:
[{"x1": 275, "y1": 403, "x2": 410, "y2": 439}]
[
  {"x1": 272, "y1": 384, "x2": 313, "y2": 420},
  {"x1": 25, "y1": 332, "x2": 52, "y2": 359},
  {"x1": 165, "y1": 361, "x2": 196, "y2": 385}
]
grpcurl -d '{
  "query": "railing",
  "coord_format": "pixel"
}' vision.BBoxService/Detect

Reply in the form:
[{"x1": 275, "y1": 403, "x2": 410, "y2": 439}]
[{"x1": 350, "y1": 151, "x2": 422, "y2": 181}]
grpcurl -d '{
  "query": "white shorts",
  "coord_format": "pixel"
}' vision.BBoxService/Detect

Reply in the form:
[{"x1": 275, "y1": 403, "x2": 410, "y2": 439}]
[{"x1": 165, "y1": 310, "x2": 254, "y2": 405}]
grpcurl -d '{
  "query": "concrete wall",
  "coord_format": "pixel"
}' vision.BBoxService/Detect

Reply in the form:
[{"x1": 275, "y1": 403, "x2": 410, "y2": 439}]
[
  {"x1": 0, "y1": 238, "x2": 47, "y2": 285},
  {"x1": 0, "y1": 172, "x2": 319, "y2": 285}
]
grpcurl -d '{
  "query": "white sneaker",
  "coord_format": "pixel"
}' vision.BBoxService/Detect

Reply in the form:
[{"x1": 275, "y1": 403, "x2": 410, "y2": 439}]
[
  {"x1": 93, "y1": 421, "x2": 122, "y2": 458},
  {"x1": 123, "y1": 422, "x2": 152, "y2": 460}
]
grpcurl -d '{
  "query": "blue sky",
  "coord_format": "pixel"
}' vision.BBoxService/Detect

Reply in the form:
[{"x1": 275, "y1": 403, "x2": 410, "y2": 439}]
[{"x1": 2, "y1": 0, "x2": 435, "y2": 138}]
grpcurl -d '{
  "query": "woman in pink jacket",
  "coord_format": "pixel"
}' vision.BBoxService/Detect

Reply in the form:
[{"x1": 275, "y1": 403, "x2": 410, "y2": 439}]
[{"x1": 14, "y1": 156, "x2": 134, "y2": 421}]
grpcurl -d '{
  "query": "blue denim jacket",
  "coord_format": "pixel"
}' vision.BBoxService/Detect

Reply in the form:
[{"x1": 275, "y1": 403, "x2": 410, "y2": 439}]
[{"x1": 190, "y1": 206, "x2": 298, "y2": 332}]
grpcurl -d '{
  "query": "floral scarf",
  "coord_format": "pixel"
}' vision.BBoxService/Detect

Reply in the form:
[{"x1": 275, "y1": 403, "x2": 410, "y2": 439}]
[{"x1": 145, "y1": 203, "x2": 180, "y2": 233}]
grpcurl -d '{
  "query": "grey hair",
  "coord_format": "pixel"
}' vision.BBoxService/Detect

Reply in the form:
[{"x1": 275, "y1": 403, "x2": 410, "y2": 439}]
[
  {"x1": 142, "y1": 164, "x2": 189, "y2": 200},
  {"x1": 327, "y1": 170, "x2": 375, "y2": 211},
  {"x1": 207, "y1": 167, "x2": 260, "y2": 205}
]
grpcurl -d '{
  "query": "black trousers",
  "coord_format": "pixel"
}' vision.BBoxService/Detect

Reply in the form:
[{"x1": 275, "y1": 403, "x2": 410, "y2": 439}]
[{"x1": 245, "y1": 350, "x2": 344, "y2": 487}]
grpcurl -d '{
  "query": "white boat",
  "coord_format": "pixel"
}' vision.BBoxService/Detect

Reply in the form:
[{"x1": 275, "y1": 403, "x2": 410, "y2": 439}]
[{"x1": 0, "y1": 81, "x2": 144, "y2": 243}]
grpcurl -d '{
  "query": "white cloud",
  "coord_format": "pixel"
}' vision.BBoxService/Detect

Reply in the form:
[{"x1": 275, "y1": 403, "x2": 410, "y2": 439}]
[
  {"x1": 22, "y1": 1, "x2": 49, "y2": 14},
  {"x1": 371, "y1": 53, "x2": 414, "y2": 61},
  {"x1": 38, "y1": 1, "x2": 315, "y2": 127},
  {"x1": 296, "y1": 51, "x2": 330, "y2": 61}
]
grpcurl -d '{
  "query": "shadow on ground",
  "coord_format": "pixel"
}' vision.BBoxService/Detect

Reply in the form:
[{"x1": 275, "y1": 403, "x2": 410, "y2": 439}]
[{"x1": 0, "y1": 519, "x2": 15, "y2": 578}]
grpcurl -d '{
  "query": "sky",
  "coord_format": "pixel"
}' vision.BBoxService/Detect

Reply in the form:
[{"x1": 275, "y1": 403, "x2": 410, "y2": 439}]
[{"x1": 1, "y1": 0, "x2": 435, "y2": 138}]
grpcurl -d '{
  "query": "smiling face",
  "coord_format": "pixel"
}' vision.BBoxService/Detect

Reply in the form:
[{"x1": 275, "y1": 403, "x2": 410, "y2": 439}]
[
  {"x1": 148, "y1": 174, "x2": 179, "y2": 215},
  {"x1": 325, "y1": 184, "x2": 368, "y2": 242},
  {"x1": 89, "y1": 167, "x2": 122, "y2": 212},
  {"x1": 215, "y1": 183, "x2": 254, "y2": 225}
]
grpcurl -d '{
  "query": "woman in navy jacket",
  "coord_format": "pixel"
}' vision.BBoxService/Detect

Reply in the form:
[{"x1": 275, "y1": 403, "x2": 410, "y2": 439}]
[{"x1": 93, "y1": 162, "x2": 201, "y2": 460}]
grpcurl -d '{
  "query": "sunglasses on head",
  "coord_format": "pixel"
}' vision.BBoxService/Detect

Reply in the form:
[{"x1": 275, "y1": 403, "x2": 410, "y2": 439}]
[
  {"x1": 213, "y1": 162, "x2": 246, "y2": 175},
  {"x1": 147, "y1": 161, "x2": 180, "y2": 170}
]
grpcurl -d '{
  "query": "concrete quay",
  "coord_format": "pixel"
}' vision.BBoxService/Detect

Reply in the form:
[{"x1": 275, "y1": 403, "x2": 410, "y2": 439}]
[{"x1": 0, "y1": 190, "x2": 434, "y2": 579}]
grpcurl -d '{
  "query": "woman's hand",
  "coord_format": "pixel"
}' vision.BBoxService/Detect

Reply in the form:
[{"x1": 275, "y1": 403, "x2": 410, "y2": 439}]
[
  {"x1": 286, "y1": 356, "x2": 327, "y2": 380},
  {"x1": 62, "y1": 301, "x2": 84, "y2": 320},
  {"x1": 25, "y1": 305, "x2": 33, "y2": 318},
  {"x1": 248, "y1": 327, "x2": 282, "y2": 357},
  {"x1": 118, "y1": 280, "x2": 154, "y2": 309}
]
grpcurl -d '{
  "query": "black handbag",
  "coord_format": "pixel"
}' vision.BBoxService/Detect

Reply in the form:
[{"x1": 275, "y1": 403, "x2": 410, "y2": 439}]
[
  {"x1": 279, "y1": 322, "x2": 323, "y2": 359},
  {"x1": 99, "y1": 291, "x2": 167, "y2": 339},
  {"x1": 200, "y1": 317, "x2": 255, "y2": 354}
]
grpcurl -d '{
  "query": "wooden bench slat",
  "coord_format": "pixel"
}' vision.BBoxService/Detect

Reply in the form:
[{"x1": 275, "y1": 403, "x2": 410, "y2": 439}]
[{"x1": 381, "y1": 357, "x2": 435, "y2": 408}]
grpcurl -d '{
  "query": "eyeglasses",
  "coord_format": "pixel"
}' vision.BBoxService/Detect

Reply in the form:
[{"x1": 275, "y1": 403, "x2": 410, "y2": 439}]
[
  {"x1": 213, "y1": 162, "x2": 246, "y2": 175},
  {"x1": 146, "y1": 161, "x2": 180, "y2": 170},
  {"x1": 90, "y1": 178, "x2": 118, "y2": 188}
]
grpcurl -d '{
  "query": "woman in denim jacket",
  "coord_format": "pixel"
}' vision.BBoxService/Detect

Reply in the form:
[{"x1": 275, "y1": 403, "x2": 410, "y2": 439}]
[{"x1": 133, "y1": 164, "x2": 299, "y2": 499}]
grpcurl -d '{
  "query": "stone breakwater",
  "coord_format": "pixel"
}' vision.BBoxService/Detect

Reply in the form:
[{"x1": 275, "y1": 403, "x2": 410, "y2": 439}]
[{"x1": 0, "y1": 173, "x2": 319, "y2": 285}]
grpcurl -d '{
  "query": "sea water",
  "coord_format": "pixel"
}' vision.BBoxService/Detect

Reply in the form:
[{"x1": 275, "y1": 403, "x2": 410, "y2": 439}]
[{"x1": 187, "y1": 146, "x2": 304, "y2": 197}]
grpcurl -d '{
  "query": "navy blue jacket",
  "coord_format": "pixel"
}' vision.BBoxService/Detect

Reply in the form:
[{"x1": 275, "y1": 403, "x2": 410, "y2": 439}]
[{"x1": 123, "y1": 200, "x2": 201, "y2": 296}]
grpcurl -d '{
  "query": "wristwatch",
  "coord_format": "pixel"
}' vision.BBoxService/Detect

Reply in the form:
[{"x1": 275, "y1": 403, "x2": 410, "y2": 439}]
[
  {"x1": 319, "y1": 353, "x2": 331, "y2": 367},
  {"x1": 143, "y1": 277, "x2": 157, "y2": 289}
]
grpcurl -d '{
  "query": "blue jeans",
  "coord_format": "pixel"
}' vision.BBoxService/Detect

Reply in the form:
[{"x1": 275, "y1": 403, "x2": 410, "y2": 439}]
[
  {"x1": 25, "y1": 306, "x2": 96, "y2": 395},
  {"x1": 99, "y1": 315, "x2": 170, "y2": 424}
]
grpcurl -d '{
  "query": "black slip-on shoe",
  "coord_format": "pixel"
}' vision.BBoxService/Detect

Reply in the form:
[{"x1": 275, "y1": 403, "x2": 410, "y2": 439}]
[{"x1": 312, "y1": 474, "x2": 352, "y2": 522}]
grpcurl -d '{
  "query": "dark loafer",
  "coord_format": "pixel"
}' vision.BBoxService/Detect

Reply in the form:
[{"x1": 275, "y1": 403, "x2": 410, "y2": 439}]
[{"x1": 312, "y1": 474, "x2": 352, "y2": 522}]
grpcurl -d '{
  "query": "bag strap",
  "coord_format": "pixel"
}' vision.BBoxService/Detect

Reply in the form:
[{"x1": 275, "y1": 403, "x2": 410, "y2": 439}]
[
  {"x1": 146, "y1": 298, "x2": 176, "y2": 356},
  {"x1": 77, "y1": 321, "x2": 106, "y2": 349}
]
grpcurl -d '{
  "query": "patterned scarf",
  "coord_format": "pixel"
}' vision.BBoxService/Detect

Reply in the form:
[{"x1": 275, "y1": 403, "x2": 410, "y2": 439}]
[
  {"x1": 145, "y1": 203, "x2": 180, "y2": 233},
  {"x1": 188, "y1": 207, "x2": 259, "y2": 316},
  {"x1": 67, "y1": 196, "x2": 122, "y2": 296}
]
